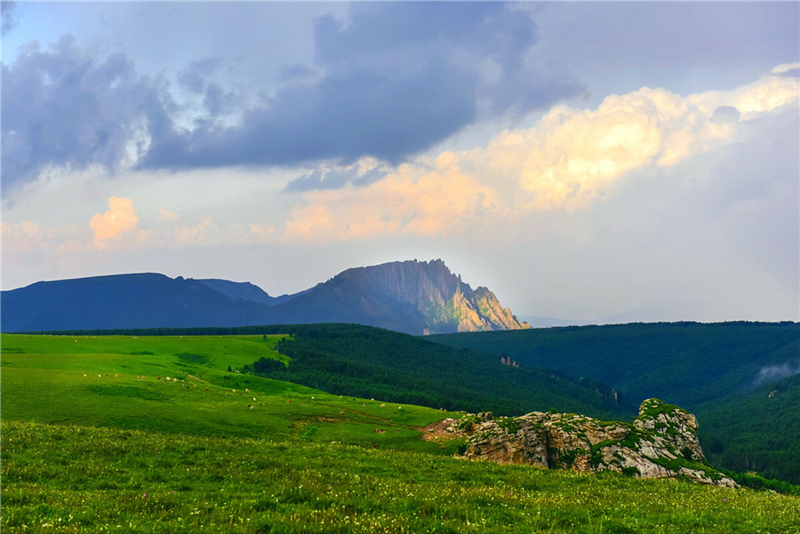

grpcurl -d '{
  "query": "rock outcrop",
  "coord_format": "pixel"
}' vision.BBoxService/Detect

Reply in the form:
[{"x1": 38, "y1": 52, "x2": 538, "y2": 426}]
[
  {"x1": 448, "y1": 398, "x2": 735, "y2": 487},
  {"x1": 292, "y1": 259, "x2": 530, "y2": 334}
]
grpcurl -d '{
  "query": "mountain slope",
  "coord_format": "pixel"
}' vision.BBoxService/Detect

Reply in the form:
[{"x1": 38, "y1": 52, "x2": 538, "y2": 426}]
[
  {"x1": 262, "y1": 323, "x2": 628, "y2": 418},
  {"x1": 195, "y1": 278, "x2": 278, "y2": 305},
  {"x1": 0, "y1": 273, "x2": 273, "y2": 332},
  {"x1": 274, "y1": 259, "x2": 528, "y2": 334},
  {"x1": 1, "y1": 260, "x2": 527, "y2": 335}
]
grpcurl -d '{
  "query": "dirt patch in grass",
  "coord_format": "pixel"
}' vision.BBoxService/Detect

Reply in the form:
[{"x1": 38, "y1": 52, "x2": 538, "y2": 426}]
[{"x1": 420, "y1": 418, "x2": 458, "y2": 441}]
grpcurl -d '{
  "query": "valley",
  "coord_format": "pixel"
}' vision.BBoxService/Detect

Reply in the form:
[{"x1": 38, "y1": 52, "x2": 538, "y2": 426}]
[
  {"x1": 431, "y1": 322, "x2": 800, "y2": 484},
  {"x1": 2, "y1": 329, "x2": 799, "y2": 532}
]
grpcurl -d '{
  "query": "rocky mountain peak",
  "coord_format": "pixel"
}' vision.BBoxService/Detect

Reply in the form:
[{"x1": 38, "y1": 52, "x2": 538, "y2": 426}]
[
  {"x1": 447, "y1": 398, "x2": 734, "y2": 486},
  {"x1": 321, "y1": 259, "x2": 528, "y2": 334}
]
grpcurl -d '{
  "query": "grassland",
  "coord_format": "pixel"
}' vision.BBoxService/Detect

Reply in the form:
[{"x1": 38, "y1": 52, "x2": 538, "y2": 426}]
[
  {"x1": 4, "y1": 420, "x2": 800, "y2": 534},
  {"x1": 0, "y1": 334, "x2": 457, "y2": 453},
  {"x1": 2, "y1": 333, "x2": 800, "y2": 533}
]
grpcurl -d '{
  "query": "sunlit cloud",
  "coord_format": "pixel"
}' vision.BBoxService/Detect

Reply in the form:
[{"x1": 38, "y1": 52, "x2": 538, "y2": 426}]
[
  {"x1": 1, "y1": 221, "x2": 46, "y2": 253},
  {"x1": 279, "y1": 67, "x2": 799, "y2": 238},
  {"x1": 249, "y1": 223, "x2": 277, "y2": 243},
  {"x1": 5, "y1": 67, "x2": 798, "y2": 255},
  {"x1": 158, "y1": 208, "x2": 179, "y2": 221},
  {"x1": 283, "y1": 152, "x2": 500, "y2": 242},
  {"x1": 772, "y1": 62, "x2": 800, "y2": 75},
  {"x1": 89, "y1": 196, "x2": 139, "y2": 249},
  {"x1": 174, "y1": 219, "x2": 218, "y2": 247}
]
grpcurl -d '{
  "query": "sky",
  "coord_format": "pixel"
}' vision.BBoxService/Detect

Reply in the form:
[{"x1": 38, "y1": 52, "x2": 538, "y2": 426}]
[{"x1": 2, "y1": 1, "x2": 799, "y2": 324}]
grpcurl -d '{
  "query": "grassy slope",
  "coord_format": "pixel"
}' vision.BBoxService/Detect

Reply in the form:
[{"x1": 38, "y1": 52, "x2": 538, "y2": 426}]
[
  {"x1": 0, "y1": 334, "x2": 459, "y2": 454},
  {"x1": 23, "y1": 324, "x2": 631, "y2": 419},
  {"x1": 3, "y1": 332, "x2": 800, "y2": 533},
  {"x1": 4, "y1": 420, "x2": 800, "y2": 534}
]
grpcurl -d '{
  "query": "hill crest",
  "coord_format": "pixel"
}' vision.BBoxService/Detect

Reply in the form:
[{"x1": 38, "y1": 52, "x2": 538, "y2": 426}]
[{"x1": 1, "y1": 259, "x2": 527, "y2": 335}]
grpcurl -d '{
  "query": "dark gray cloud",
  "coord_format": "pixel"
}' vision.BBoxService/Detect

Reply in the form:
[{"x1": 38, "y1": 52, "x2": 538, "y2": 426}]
[
  {"x1": 143, "y1": 58, "x2": 479, "y2": 169},
  {"x1": 3, "y1": 3, "x2": 583, "y2": 191},
  {"x1": 710, "y1": 106, "x2": 741, "y2": 124},
  {"x1": 285, "y1": 165, "x2": 387, "y2": 193},
  {"x1": 177, "y1": 57, "x2": 222, "y2": 94},
  {"x1": 139, "y1": 2, "x2": 583, "y2": 175},
  {"x1": 1, "y1": 35, "x2": 175, "y2": 192},
  {"x1": 2, "y1": 1, "x2": 20, "y2": 35},
  {"x1": 279, "y1": 64, "x2": 316, "y2": 82}
]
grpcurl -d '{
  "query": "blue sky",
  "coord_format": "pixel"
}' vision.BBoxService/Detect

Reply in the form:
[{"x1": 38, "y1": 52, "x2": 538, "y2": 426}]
[{"x1": 2, "y1": 1, "x2": 798, "y2": 323}]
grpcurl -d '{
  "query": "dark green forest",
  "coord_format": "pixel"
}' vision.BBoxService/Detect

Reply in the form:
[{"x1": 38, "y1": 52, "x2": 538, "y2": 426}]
[{"x1": 252, "y1": 323, "x2": 629, "y2": 419}]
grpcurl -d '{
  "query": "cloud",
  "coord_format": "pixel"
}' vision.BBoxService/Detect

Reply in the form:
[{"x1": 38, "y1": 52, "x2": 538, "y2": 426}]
[
  {"x1": 279, "y1": 68, "x2": 799, "y2": 239},
  {"x1": 176, "y1": 57, "x2": 236, "y2": 119},
  {"x1": 756, "y1": 361, "x2": 800, "y2": 385},
  {"x1": 177, "y1": 57, "x2": 223, "y2": 94},
  {"x1": 139, "y1": 3, "x2": 583, "y2": 173},
  {"x1": 279, "y1": 63, "x2": 316, "y2": 82},
  {"x1": 1, "y1": 1, "x2": 21, "y2": 35},
  {"x1": 158, "y1": 208, "x2": 179, "y2": 221},
  {"x1": 772, "y1": 62, "x2": 800, "y2": 75},
  {"x1": 283, "y1": 152, "x2": 499, "y2": 242},
  {"x1": 90, "y1": 196, "x2": 139, "y2": 248},
  {"x1": 1, "y1": 35, "x2": 174, "y2": 193},
  {"x1": 1, "y1": 221, "x2": 46, "y2": 253},
  {"x1": 4, "y1": 5, "x2": 583, "y2": 193},
  {"x1": 174, "y1": 219, "x2": 218, "y2": 247},
  {"x1": 249, "y1": 223, "x2": 276, "y2": 242},
  {"x1": 285, "y1": 159, "x2": 388, "y2": 192}
]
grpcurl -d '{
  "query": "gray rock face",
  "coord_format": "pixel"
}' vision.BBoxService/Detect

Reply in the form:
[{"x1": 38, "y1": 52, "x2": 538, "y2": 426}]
[
  {"x1": 448, "y1": 399, "x2": 735, "y2": 487},
  {"x1": 322, "y1": 259, "x2": 529, "y2": 333}
]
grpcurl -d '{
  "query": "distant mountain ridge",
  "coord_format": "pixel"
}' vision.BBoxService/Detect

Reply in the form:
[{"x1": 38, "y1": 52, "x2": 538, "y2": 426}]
[
  {"x1": 195, "y1": 278, "x2": 303, "y2": 305},
  {"x1": 1, "y1": 260, "x2": 528, "y2": 335}
]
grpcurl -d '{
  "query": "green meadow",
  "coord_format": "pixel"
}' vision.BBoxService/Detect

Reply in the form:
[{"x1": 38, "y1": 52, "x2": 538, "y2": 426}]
[
  {"x1": 0, "y1": 334, "x2": 454, "y2": 451},
  {"x1": 2, "y1": 333, "x2": 799, "y2": 533}
]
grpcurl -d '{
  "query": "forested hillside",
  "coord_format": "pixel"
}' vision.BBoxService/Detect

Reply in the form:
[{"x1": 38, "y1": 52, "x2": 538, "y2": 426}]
[
  {"x1": 431, "y1": 321, "x2": 800, "y2": 483},
  {"x1": 259, "y1": 324, "x2": 628, "y2": 418},
  {"x1": 35, "y1": 323, "x2": 630, "y2": 420}
]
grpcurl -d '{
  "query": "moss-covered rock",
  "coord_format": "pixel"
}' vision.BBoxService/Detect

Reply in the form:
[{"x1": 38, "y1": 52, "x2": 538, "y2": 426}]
[{"x1": 449, "y1": 398, "x2": 735, "y2": 487}]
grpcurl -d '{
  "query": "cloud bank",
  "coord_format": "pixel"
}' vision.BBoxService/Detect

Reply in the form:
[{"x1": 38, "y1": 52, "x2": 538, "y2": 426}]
[
  {"x1": 2, "y1": 3, "x2": 583, "y2": 194},
  {"x1": 281, "y1": 69, "x2": 798, "y2": 240}
]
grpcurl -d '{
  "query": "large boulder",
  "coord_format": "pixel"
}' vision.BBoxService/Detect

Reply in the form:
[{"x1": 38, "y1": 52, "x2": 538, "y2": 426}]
[{"x1": 449, "y1": 399, "x2": 735, "y2": 487}]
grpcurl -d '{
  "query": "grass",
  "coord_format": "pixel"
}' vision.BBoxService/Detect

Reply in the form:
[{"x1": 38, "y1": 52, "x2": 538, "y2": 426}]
[
  {"x1": 3, "y1": 420, "x2": 800, "y2": 534},
  {"x1": 2, "y1": 333, "x2": 800, "y2": 533},
  {"x1": 0, "y1": 334, "x2": 454, "y2": 452}
]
